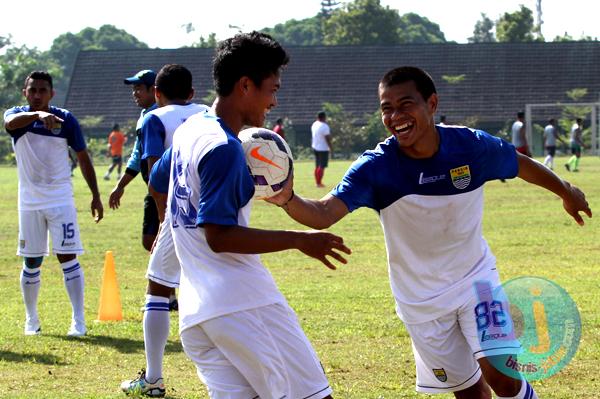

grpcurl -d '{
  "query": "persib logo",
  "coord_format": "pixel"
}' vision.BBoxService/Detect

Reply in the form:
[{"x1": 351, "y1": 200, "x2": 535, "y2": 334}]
[{"x1": 450, "y1": 165, "x2": 471, "y2": 189}]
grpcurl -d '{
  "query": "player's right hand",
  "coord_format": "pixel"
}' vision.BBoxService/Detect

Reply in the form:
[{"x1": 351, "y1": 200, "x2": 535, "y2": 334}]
[
  {"x1": 297, "y1": 230, "x2": 351, "y2": 270},
  {"x1": 265, "y1": 171, "x2": 294, "y2": 207},
  {"x1": 562, "y1": 182, "x2": 592, "y2": 226},
  {"x1": 37, "y1": 111, "x2": 63, "y2": 130},
  {"x1": 109, "y1": 186, "x2": 124, "y2": 210}
]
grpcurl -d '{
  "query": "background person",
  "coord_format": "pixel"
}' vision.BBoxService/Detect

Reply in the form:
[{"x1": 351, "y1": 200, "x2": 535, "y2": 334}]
[
  {"x1": 104, "y1": 123, "x2": 127, "y2": 180},
  {"x1": 3, "y1": 70, "x2": 103, "y2": 337},
  {"x1": 565, "y1": 118, "x2": 584, "y2": 172},
  {"x1": 311, "y1": 111, "x2": 332, "y2": 187},
  {"x1": 511, "y1": 111, "x2": 530, "y2": 157}
]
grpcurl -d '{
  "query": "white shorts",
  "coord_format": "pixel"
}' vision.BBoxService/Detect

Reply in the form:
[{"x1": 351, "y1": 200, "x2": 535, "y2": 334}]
[
  {"x1": 180, "y1": 302, "x2": 332, "y2": 399},
  {"x1": 146, "y1": 221, "x2": 180, "y2": 288},
  {"x1": 17, "y1": 206, "x2": 84, "y2": 257},
  {"x1": 406, "y1": 275, "x2": 521, "y2": 394}
]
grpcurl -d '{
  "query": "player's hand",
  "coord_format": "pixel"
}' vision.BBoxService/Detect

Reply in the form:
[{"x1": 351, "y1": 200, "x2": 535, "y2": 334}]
[
  {"x1": 91, "y1": 195, "x2": 104, "y2": 223},
  {"x1": 296, "y1": 230, "x2": 351, "y2": 270},
  {"x1": 265, "y1": 172, "x2": 294, "y2": 207},
  {"x1": 37, "y1": 111, "x2": 63, "y2": 130},
  {"x1": 109, "y1": 186, "x2": 124, "y2": 209},
  {"x1": 562, "y1": 182, "x2": 592, "y2": 226}
]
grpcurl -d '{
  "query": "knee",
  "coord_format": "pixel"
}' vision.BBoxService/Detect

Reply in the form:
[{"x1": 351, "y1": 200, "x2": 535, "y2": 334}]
[{"x1": 24, "y1": 256, "x2": 44, "y2": 268}]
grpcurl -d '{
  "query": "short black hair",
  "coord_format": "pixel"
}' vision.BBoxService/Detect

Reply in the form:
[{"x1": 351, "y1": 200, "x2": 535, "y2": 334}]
[
  {"x1": 576, "y1": 118, "x2": 583, "y2": 123},
  {"x1": 24, "y1": 71, "x2": 53, "y2": 90},
  {"x1": 276, "y1": 118, "x2": 283, "y2": 124},
  {"x1": 379, "y1": 66, "x2": 436, "y2": 101},
  {"x1": 317, "y1": 111, "x2": 326, "y2": 120},
  {"x1": 155, "y1": 64, "x2": 193, "y2": 100},
  {"x1": 517, "y1": 111, "x2": 525, "y2": 119},
  {"x1": 549, "y1": 118, "x2": 555, "y2": 124},
  {"x1": 112, "y1": 123, "x2": 120, "y2": 130},
  {"x1": 213, "y1": 31, "x2": 289, "y2": 96}
]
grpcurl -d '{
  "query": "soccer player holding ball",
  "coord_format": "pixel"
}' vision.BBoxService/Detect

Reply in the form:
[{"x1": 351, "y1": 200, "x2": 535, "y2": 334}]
[
  {"x1": 149, "y1": 32, "x2": 350, "y2": 398},
  {"x1": 271, "y1": 66, "x2": 591, "y2": 399}
]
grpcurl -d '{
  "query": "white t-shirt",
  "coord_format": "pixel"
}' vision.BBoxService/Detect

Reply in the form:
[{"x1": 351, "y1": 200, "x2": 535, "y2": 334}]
[
  {"x1": 511, "y1": 120, "x2": 524, "y2": 147},
  {"x1": 331, "y1": 126, "x2": 519, "y2": 324},
  {"x1": 4, "y1": 106, "x2": 86, "y2": 211},
  {"x1": 570, "y1": 123, "x2": 582, "y2": 144},
  {"x1": 311, "y1": 120, "x2": 330, "y2": 151},
  {"x1": 151, "y1": 113, "x2": 286, "y2": 332},
  {"x1": 544, "y1": 124, "x2": 557, "y2": 146}
]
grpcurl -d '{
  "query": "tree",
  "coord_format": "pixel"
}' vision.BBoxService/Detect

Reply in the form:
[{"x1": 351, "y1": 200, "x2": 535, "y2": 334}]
[
  {"x1": 496, "y1": 5, "x2": 540, "y2": 42},
  {"x1": 261, "y1": 17, "x2": 323, "y2": 46},
  {"x1": 192, "y1": 33, "x2": 218, "y2": 48},
  {"x1": 0, "y1": 44, "x2": 61, "y2": 111},
  {"x1": 469, "y1": 13, "x2": 496, "y2": 43},
  {"x1": 397, "y1": 13, "x2": 446, "y2": 43},
  {"x1": 324, "y1": 0, "x2": 402, "y2": 45},
  {"x1": 49, "y1": 25, "x2": 148, "y2": 97},
  {"x1": 320, "y1": 0, "x2": 341, "y2": 18}
]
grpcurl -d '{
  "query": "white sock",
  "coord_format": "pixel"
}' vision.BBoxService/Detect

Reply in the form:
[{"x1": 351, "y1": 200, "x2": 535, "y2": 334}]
[
  {"x1": 143, "y1": 295, "x2": 170, "y2": 382},
  {"x1": 21, "y1": 263, "x2": 41, "y2": 323},
  {"x1": 61, "y1": 258, "x2": 85, "y2": 326},
  {"x1": 496, "y1": 379, "x2": 538, "y2": 399},
  {"x1": 543, "y1": 155, "x2": 551, "y2": 167}
]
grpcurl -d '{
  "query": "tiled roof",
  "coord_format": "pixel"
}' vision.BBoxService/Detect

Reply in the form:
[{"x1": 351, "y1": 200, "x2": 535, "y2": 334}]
[{"x1": 65, "y1": 42, "x2": 600, "y2": 134}]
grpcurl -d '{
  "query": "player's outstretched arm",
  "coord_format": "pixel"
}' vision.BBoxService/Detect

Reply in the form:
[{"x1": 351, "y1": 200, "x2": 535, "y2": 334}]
[
  {"x1": 204, "y1": 224, "x2": 351, "y2": 270},
  {"x1": 77, "y1": 149, "x2": 104, "y2": 223},
  {"x1": 517, "y1": 152, "x2": 592, "y2": 225},
  {"x1": 4, "y1": 111, "x2": 63, "y2": 131},
  {"x1": 266, "y1": 176, "x2": 349, "y2": 229}
]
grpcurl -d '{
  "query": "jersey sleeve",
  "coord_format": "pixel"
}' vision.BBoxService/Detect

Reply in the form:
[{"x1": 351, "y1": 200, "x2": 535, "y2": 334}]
[
  {"x1": 3, "y1": 106, "x2": 26, "y2": 133},
  {"x1": 149, "y1": 147, "x2": 172, "y2": 194},
  {"x1": 331, "y1": 154, "x2": 378, "y2": 212},
  {"x1": 141, "y1": 114, "x2": 166, "y2": 159},
  {"x1": 196, "y1": 143, "x2": 253, "y2": 226},
  {"x1": 478, "y1": 130, "x2": 518, "y2": 180},
  {"x1": 64, "y1": 112, "x2": 86, "y2": 152},
  {"x1": 126, "y1": 136, "x2": 142, "y2": 173}
]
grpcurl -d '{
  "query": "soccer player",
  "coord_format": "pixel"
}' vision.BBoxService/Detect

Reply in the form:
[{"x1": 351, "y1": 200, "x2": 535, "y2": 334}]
[
  {"x1": 542, "y1": 118, "x2": 563, "y2": 170},
  {"x1": 3, "y1": 71, "x2": 104, "y2": 336},
  {"x1": 108, "y1": 69, "x2": 158, "y2": 252},
  {"x1": 148, "y1": 31, "x2": 350, "y2": 399},
  {"x1": 311, "y1": 111, "x2": 332, "y2": 187},
  {"x1": 511, "y1": 111, "x2": 530, "y2": 157},
  {"x1": 104, "y1": 123, "x2": 127, "y2": 180},
  {"x1": 120, "y1": 64, "x2": 209, "y2": 397},
  {"x1": 270, "y1": 66, "x2": 592, "y2": 399},
  {"x1": 565, "y1": 118, "x2": 584, "y2": 172}
]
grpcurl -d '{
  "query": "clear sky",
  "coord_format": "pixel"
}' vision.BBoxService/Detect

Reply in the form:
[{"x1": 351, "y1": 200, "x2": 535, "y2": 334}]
[{"x1": 1, "y1": 0, "x2": 597, "y2": 50}]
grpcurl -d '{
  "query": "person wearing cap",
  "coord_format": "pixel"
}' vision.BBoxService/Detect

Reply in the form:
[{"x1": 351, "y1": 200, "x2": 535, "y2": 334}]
[{"x1": 108, "y1": 69, "x2": 160, "y2": 253}]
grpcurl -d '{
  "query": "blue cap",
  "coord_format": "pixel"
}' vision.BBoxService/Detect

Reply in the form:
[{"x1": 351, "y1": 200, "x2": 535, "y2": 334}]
[{"x1": 124, "y1": 69, "x2": 156, "y2": 86}]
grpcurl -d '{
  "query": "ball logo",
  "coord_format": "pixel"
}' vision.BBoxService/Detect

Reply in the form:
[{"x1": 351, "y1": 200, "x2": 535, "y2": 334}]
[
  {"x1": 476, "y1": 277, "x2": 581, "y2": 381},
  {"x1": 250, "y1": 146, "x2": 283, "y2": 170}
]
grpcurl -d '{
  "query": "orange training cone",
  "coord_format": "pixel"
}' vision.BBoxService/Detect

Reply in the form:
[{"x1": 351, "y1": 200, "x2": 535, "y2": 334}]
[{"x1": 97, "y1": 250, "x2": 123, "y2": 321}]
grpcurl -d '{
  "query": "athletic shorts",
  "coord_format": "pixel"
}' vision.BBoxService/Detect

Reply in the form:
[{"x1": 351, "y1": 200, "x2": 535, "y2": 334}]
[
  {"x1": 515, "y1": 146, "x2": 530, "y2": 156},
  {"x1": 146, "y1": 221, "x2": 180, "y2": 288},
  {"x1": 545, "y1": 146, "x2": 556, "y2": 157},
  {"x1": 180, "y1": 302, "x2": 332, "y2": 399},
  {"x1": 405, "y1": 274, "x2": 521, "y2": 394},
  {"x1": 17, "y1": 205, "x2": 84, "y2": 257},
  {"x1": 111, "y1": 155, "x2": 123, "y2": 164},
  {"x1": 314, "y1": 150, "x2": 329, "y2": 168},
  {"x1": 142, "y1": 193, "x2": 160, "y2": 237},
  {"x1": 570, "y1": 143, "x2": 581, "y2": 154}
]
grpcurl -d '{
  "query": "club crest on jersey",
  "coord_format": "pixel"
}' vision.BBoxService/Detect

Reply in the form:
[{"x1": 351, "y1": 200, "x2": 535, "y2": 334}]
[
  {"x1": 433, "y1": 368, "x2": 447, "y2": 382},
  {"x1": 450, "y1": 165, "x2": 471, "y2": 190}
]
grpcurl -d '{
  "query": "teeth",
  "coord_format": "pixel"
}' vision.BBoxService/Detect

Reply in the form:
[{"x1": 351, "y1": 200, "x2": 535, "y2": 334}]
[{"x1": 395, "y1": 122, "x2": 412, "y2": 131}]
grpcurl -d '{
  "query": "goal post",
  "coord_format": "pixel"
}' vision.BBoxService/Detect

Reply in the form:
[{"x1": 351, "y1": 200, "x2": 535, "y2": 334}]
[{"x1": 525, "y1": 102, "x2": 600, "y2": 156}]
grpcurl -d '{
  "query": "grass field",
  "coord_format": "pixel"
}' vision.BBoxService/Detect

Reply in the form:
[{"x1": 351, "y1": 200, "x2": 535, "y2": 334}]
[{"x1": 0, "y1": 156, "x2": 598, "y2": 399}]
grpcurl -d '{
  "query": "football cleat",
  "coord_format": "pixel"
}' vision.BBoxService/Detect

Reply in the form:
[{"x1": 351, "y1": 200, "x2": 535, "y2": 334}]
[
  {"x1": 24, "y1": 318, "x2": 41, "y2": 335},
  {"x1": 67, "y1": 321, "x2": 87, "y2": 337},
  {"x1": 121, "y1": 369, "x2": 165, "y2": 397}
]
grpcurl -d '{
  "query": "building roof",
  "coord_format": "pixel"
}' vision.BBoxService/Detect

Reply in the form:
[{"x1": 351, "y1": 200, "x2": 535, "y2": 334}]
[{"x1": 65, "y1": 42, "x2": 600, "y2": 134}]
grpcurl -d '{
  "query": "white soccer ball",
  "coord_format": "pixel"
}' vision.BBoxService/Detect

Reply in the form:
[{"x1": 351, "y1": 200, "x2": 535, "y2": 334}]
[{"x1": 239, "y1": 127, "x2": 293, "y2": 199}]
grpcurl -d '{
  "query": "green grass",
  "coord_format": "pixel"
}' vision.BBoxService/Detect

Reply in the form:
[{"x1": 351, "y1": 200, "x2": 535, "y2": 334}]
[{"x1": 0, "y1": 156, "x2": 598, "y2": 398}]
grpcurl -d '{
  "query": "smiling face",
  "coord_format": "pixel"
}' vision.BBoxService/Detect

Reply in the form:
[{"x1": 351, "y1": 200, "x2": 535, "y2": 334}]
[
  {"x1": 242, "y1": 73, "x2": 280, "y2": 128},
  {"x1": 131, "y1": 83, "x2": 155, "y2": 109},
  {"x1": 379, "y1": 80, "x2": 439, "y2": 158},
  {"x1": 23, "y1": 78, "x2": 54, "y2": 111}
]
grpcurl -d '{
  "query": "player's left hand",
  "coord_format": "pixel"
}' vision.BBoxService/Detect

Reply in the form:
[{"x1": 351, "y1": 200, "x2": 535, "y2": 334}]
[
  {"x1": 91, "y1": 195, "x2": 104, "y2": 223},
  {"x1": 562, "y1": 182, "x2": 592, "y2": 226}
]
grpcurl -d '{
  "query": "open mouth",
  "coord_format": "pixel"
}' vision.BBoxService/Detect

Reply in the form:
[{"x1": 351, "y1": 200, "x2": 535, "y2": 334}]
[{"x1": 394, "y1": 121, "x2": 414, "y2": 136}]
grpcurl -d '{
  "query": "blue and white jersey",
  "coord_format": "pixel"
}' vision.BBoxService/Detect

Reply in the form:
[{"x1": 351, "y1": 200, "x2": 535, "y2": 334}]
[
  {"x1": 331, "y1": 125, "x2": 518, "y2": 324},
  {"x1": 126, "y1": 103, "x2": 157, "y2": 175},
  {"x1": 4, "y1": 106, "x2": 86, "y2": 211},
  {"x1": 140, "y1": 103, "x2": 209, "y2": 161},
  {"x1": 152, "y1": 112, "x2": 286, "y2": 332}
]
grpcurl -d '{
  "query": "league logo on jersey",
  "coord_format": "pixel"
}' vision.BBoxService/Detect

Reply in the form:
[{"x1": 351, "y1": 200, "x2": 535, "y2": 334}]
[
  {"x1": 450, "y1": 165, "x2": 471, "y2": 190},
  {"x1": 433, "y1": 368, "x2": 447, "y2": 382}
]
